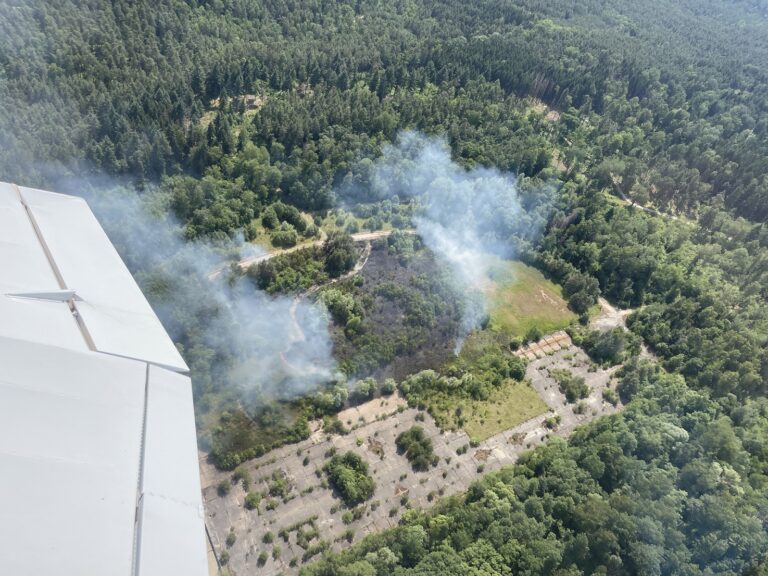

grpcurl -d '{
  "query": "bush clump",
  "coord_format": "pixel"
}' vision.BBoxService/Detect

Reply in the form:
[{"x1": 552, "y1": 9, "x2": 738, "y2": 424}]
[
  {"x1": 551, "y1": 369, "x2": 589, "y2": 403},
  {"x1": 580, "y1": 327, "x2": 640, "y2": 365},
  {"x1": 217, "y1": 479, "x2": 232, "y2": 496},
  {"x1": 395, "y1": 426, "x2": 438, "y2": 471},
  {"x1": 244, "y1": 491, "x2": 262, "y2": 510},
  {"x1": 325, "y1": 451, "x2": 375, "y2": 506}
]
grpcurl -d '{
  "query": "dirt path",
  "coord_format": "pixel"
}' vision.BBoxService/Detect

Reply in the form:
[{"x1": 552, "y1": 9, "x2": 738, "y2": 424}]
[
  {"x1": 609, "y1": 175, "x2": 689, "y2": 223},
  {"x1": 278, "y1": 241, "x2": 375, "y2": 375},
  {"x1": 303, "y1": 241, "x2": 373, "y2": 297},
  {"x1": 590, "y1": 298, "x2": 655, "y2": 359},
  {"x1": 207, "y1": 229, "x2": 410, "y2": 280},
  {"x1": 591, "y1": 297, "x2": 633, "y2": 331}
]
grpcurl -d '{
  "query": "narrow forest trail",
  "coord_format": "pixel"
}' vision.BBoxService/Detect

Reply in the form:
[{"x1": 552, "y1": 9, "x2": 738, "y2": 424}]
[
  {"x1": 207, "y1": 229, "x2": 410, "y2": 280},
  {"x1": 284, "y1": 241, "x2": 373, "y2": 351},
  {"x1": 592, "y1": 297, "x2": 655, "y2": 360},
  {"x1": 303, "y1": 240, "x2": 373, "y2": 298},
  {"x1": 591, "y1": 297, "x2": 633, "y2": 331},
  {"x1": 609, "y1": 175, "x2": 694, "y2": 224},
  {"x1": 277, "y1": 239, "x2": 375, "y2": 375}
]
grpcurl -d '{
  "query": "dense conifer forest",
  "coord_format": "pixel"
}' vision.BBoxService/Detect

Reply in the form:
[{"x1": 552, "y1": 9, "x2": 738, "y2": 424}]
[
  {"x1": 1, "y1": 1, "x2": 767, "y2": 574},
  {"x1": 4, "y1": 0, "x2": 768, "y2": 219}
]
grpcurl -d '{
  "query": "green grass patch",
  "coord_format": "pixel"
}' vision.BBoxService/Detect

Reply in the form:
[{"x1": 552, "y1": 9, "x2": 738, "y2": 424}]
[
  {"x1": 484, "y1": 259, "x2": 575, "y2": 338},
  {"x1": 247, "y1": 210, "x2": 318, "y2": 252},
  {"x1": 456, "y1": 329, "x2": 505, "y2": 365},
  {"x1": 318, "y1": 207, "x2": 391, "y2": 236},
  {"x1": 245, "y1": 217, "x2": 278, "y2": 250},
  {"x1": 420, "y1": 376, "x2": 547, "y2": 443},
  {"x1": 401, "y1": 330, "x2": 546, "y2": 442},
  {"x1": 460, "y1": 379, "x2": 548, "y2": 442}
]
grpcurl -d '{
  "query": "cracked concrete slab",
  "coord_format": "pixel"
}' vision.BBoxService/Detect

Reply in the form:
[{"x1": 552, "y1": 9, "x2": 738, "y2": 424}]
[{"x1": 201, "y1": 342, "x2": 622, "y2": 576}]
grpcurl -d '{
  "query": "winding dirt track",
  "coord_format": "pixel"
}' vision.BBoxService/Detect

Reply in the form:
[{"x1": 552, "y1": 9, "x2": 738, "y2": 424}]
[
  {"x1": 610, "y1": 175, "x2": 683, "y2": 222},
  {"x1": 207, "y1": 229, "x2": 409, "y2": 280},
  {"x1": 226, "y1": 230, "x2": 411, "y2": 375},
  {"x1": 283, "y1": 241, "x2": 373, "y2": 345}
]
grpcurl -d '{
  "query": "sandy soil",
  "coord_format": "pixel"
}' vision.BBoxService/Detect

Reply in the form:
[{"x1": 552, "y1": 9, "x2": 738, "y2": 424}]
[
  {"x1": 207, "y1": 230, "x2": 413, "y2": 280},
  {"x1": 200, "y1": 342, "x2": 621, "y2": 576}
]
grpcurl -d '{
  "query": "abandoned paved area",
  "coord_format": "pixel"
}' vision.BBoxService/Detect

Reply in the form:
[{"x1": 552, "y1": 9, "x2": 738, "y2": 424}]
[{"x1": 201, "y1": 341, "x2": 621, "y2": 576}]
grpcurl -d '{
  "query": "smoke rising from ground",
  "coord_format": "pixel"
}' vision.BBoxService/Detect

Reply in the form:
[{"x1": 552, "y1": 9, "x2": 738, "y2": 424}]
[
  {"x1": 33, "y1": 129, "x2": 548, "y2": 408},
  {"x1": 67, "y1": 180, "x2": 339, "y2": 404},
  {"x1": 365, "y1": 131, "x2": 552, "y2": 338}
]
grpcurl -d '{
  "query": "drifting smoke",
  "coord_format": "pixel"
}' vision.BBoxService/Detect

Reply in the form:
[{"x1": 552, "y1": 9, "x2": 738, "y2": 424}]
[
  {"x1": 30, "y1": 129, "x2": 549, "y2": 405},
  {"x1": 363, "y1": 131, "x2": 553, "y2": 339},
  {"x1": 61, "y1": 179, "x2": 339, "y2": 404}
]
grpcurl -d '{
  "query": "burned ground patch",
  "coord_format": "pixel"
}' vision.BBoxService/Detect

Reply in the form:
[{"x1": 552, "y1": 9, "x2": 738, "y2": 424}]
[{"x1": 323, "y1": 241, "x2": 462, "y2": 380}]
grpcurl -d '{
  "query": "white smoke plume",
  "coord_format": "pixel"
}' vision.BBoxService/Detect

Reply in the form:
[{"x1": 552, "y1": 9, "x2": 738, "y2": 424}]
[
  {"x1": 56, "y1": 178, "x2": 339, "y2": 405},
  {"x1": 364, "y1": 131, "x2": 553, "y2": 338}
]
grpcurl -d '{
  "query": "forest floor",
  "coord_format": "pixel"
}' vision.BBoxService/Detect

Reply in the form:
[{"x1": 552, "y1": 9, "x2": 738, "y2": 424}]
[{"x1": 201, "y1": 329, "x2": 624, "y2": 576}]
